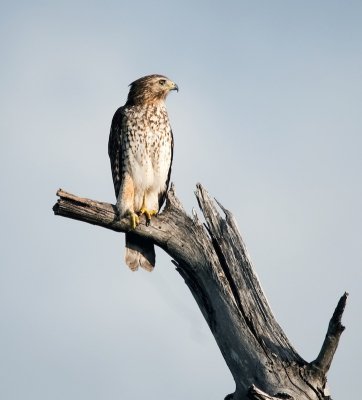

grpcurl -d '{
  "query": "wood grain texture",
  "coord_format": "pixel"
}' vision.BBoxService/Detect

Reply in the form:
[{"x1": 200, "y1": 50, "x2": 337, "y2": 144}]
[{"x1": 53, "y1": 184, "x2": 347, "y2": 400}]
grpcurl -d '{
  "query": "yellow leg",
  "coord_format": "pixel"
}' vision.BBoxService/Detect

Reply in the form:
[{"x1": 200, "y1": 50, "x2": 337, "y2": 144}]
[
  {"x1": 127, "y1": 211, "x2": 140, "y2": 230},
  {"x1": 139, "y1": 194, "x2": 157, "y2": 226}
]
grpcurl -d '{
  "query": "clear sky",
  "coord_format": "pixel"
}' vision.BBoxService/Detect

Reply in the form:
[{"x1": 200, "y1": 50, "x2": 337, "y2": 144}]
[{"x1": 1, "y1": 1, "x2": 361, "y2": 399}]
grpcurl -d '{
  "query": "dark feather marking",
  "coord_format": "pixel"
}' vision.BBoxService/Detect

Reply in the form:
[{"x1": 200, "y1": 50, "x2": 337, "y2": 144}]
[
  {"x1": 108, "y1": 106, "x2": 125, "y2": 198},
  {"x1": 158, "y1": 128, "x2": 173, "y2": 211}
]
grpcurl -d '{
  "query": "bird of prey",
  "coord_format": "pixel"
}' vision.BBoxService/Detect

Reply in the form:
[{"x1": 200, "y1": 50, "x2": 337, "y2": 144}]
[{"x1": 108, "y1": 74, "x2": 178, "y2": 271}]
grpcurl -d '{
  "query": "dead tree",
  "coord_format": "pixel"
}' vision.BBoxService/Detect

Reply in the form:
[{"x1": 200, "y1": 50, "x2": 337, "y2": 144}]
[{"x1": 53, "y1": 184, "x2": 347, "y2": 400}]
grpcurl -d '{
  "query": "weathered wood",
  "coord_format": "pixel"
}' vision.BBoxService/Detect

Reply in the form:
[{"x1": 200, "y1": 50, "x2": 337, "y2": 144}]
[
  {"x1": 53, "y1": 184, "x2": 347, "y2": 400},
  {"x1": 309, "y1": 292, "x2": 348, "y2": 383},
  {"x1": 248, "y1": 385, "x2": 293, "y2": 400}
]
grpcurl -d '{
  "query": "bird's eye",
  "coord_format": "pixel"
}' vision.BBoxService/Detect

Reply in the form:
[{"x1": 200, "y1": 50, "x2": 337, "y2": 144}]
[{"x1": 159, "y1": 79, "x2": 166, "y2": 86}]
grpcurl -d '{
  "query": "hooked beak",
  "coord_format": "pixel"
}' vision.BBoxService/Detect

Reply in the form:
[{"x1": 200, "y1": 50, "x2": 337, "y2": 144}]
[{"x1": 170, "y1": 82, "x2": 179, "y2": 92}]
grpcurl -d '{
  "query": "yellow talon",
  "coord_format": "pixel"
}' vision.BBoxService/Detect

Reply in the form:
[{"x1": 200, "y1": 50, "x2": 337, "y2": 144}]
[
  {"x1": 139, "y1": 207, "x2": 157, "y2": 226},
  {"x1": 128, "y1": 212, "x2": 140, "y2": 230}
]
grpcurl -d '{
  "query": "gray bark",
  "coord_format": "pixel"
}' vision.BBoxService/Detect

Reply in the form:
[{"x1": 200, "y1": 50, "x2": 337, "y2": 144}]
[{"x1": 53, "y1": 184, "x2": 347, "y2": 400}]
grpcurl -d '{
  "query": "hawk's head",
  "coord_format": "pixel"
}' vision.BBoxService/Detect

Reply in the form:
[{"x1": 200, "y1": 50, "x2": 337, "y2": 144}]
[{"x1": 126, "y1": 74, "x2": 178, "y2": 105}]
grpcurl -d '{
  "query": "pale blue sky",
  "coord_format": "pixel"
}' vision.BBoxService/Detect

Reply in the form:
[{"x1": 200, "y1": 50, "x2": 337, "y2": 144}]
[{"x1": 1, "y1": 1, "x2": 361, "y2": 399}]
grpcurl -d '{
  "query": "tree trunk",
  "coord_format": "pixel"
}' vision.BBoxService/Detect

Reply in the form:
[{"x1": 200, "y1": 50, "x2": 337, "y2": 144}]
[{"x1": 53, "y1": 184, "x2": 347, "y2": 400}]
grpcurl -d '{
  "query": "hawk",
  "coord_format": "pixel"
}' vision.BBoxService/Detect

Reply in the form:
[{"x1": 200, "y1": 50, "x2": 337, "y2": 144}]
[{"x1": 108, "y1": 74, "x2": 178, "y2": 271}]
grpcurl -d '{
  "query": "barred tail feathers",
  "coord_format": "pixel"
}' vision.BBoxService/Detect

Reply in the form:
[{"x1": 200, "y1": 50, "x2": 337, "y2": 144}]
[{"x1": 125, "y1": 233, "x2": 155, "y2": 272}]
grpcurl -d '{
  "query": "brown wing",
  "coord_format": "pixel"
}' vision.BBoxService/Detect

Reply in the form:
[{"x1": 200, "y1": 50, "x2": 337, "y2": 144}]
[
  {"x1": 158, "y1": 128, "x2": 174, "y2": 210},
  {"x1": 108, "y1": 106, "x2": 125, "y2": 198}
]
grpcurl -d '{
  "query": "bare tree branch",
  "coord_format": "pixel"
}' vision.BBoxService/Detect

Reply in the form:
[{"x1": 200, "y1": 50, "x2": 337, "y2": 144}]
[
  {"x1": 53, "y1": 184, "x2": 347, "y2": 400},
  {"x1": 311, "y1": 292, "x2": 348, "y2": 376}
]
